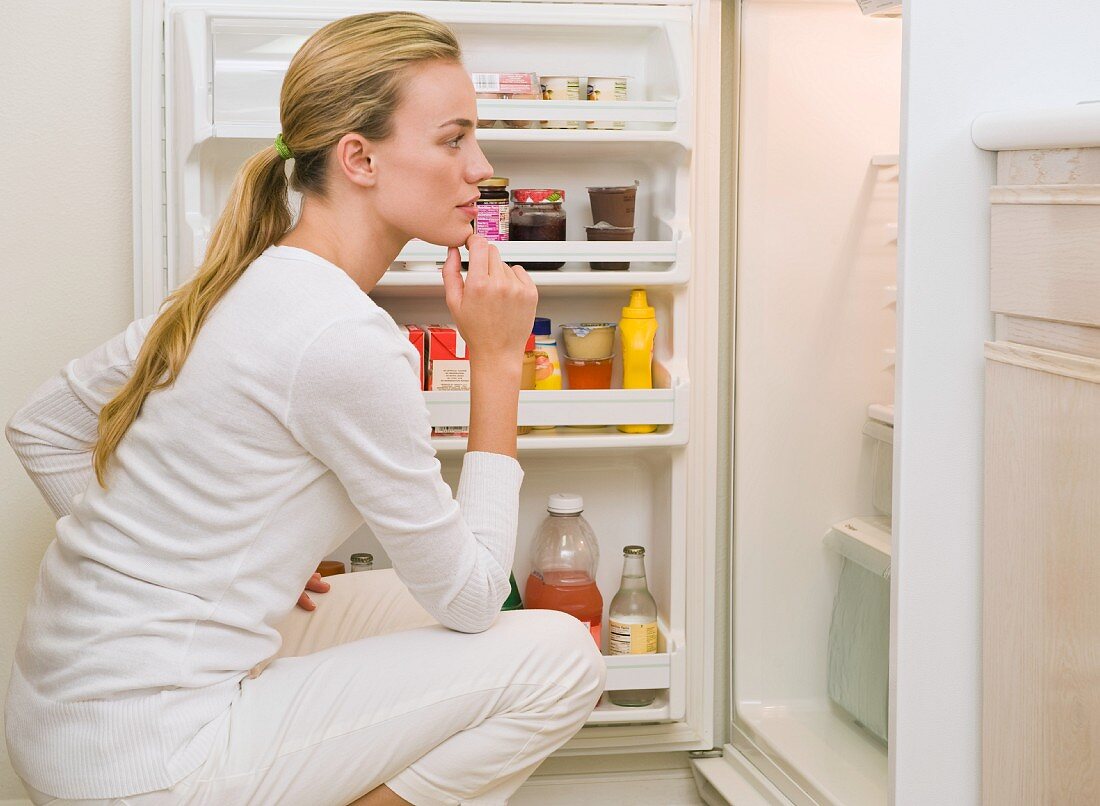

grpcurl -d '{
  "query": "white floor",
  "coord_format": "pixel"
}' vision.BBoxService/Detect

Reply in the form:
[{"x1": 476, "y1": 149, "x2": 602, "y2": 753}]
[{"x1": 738, "y1": 699, "x2": 887, "y2": 805}]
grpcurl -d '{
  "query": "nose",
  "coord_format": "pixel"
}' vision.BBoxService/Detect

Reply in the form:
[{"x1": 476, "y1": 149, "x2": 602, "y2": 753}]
[{"x1": 466, "y1": 139, "x2": 494, "y2": 185}]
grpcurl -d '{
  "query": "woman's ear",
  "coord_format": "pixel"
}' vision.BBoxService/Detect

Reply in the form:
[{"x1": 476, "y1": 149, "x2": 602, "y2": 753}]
[{"x1": 334, "y1": 132, "x2": 378, "y2": 189}]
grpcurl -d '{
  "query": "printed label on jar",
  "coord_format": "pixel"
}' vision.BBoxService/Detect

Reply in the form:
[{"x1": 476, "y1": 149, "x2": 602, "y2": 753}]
[
  {"x1": 475, "y1": 203, "x2": 509, "y2": 241},
  {"x1": 609, "y1": 619, "x2": 657, "y2": 655}
]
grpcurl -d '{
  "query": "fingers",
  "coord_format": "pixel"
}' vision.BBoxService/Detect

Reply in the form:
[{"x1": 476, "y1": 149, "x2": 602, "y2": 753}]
[
  {"x1": 304, "y1": 572, "x2": 330, "y2": 593},
  {"x1": 466, "y1": 233, "x2": 490, "y2": 280},
  {"x1": 441, "y1": 244, "x2": 464, "y2": 304},
  {"x1": 297, "y1": 591, "x2": 316, "y2": 611}
]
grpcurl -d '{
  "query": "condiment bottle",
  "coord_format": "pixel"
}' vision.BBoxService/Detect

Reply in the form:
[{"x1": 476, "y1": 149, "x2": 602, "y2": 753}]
[
  {"x1": 524, "y1": 494, "x2": 603, "y2": 646},
  {"x1": 532, "y1": 317, "x2": 562, "y2": 392},
  {"x1": 618, "y1": 289, "x2": 658, "y2": 434},
  {"x1": 350, "y1": 553, "x2": 373, "y2": 572},
  {"x1": 608, "y1": 546, "x2": 659, "y2": 707}
]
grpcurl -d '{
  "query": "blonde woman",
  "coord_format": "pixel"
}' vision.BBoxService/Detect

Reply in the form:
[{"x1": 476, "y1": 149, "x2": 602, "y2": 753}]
[{"x1": 5, "y1": 13, "x2": 604, "y2": 805}]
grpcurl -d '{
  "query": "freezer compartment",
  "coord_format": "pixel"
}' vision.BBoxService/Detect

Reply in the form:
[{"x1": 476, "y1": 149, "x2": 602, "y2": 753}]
[{"x1": 198, "y1": 4, "x2": 692, "y2": 135}]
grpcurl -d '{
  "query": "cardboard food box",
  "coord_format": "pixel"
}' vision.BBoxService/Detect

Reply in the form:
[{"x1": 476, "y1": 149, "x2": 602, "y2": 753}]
[
  {"x1": 427, "y1": 325, "x2": 470, "y2": 436},
  {"x1": 427, "y1": 326, "x2": 537, "y2": 436},
  {"x1": 400, "y1": 325, "x2": 426, "y2": 389}
]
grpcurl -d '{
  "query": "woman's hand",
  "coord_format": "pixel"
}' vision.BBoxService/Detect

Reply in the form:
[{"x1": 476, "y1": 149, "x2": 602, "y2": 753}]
[
  {"x1": 296, "y1": 572, "x2": 330, "y2": 611},
  {"x1": 441, "y1": 234, "x2": 538, "y2": 359}
]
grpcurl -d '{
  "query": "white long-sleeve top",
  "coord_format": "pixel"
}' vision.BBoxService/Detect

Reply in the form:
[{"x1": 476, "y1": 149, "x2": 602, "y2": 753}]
[{"x1": 3, "y1": 245, "x2": 524, "y2": 799}]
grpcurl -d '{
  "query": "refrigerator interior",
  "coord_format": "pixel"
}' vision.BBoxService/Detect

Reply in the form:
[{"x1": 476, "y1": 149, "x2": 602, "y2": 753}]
[
  {"x1": 149, "y1": 0, "x2": 723, "y2": 757},
  {"x1": 732, "y1": 1, "x2": 900, "y2": 803}
]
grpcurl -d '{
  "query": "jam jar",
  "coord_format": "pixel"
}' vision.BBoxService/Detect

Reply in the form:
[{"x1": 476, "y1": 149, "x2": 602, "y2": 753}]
[{"x1": 509, "y1": 189, "x2": 566, "y2": 270}]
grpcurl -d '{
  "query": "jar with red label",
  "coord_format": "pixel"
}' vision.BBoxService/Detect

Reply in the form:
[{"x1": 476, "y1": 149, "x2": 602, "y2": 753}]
[{"x1": 509, "y1": 188, "x2": 566, "y2": 270}]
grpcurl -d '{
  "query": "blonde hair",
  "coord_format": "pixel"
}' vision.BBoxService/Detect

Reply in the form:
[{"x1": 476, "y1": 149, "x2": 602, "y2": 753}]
[{"x1": 92, "y1": 12, "x2": 462, "y2": 485}]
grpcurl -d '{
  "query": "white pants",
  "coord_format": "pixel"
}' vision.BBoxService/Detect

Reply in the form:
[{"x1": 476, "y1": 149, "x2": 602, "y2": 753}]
[{"x1": 23, "y1": 569, "x2": 606, "y2": 806}]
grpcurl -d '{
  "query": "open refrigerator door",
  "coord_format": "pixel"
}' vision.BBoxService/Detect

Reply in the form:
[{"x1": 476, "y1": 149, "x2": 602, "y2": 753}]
[{"x1": 135, "y1": 0, "x2": 725, "y2": 763}]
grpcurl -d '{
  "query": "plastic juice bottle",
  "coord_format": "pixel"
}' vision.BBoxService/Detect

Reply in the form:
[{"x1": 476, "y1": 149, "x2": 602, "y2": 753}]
[
  {"x1": 608, "y1": 546, "x2": 659, "y2": 707},
  {"x1": 524, "y1": 493, "x2": 603, "y2": 646},
  {"x1": 618, "y1": 289, "x2": 659, "y2": 434}
]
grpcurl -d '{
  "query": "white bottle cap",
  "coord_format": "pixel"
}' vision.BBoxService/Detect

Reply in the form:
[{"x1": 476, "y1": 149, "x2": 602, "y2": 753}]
[{"x1": 547, "y1": 493, "x2": 584, "y2": 514}]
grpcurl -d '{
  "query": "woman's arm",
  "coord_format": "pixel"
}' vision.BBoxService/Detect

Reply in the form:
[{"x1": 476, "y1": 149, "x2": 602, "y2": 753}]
[
  {"x1": 5, "y1": 315, "x2": 156, "y2": 518},
  {"x1": 288, "y1": 314, "x2": 525, "y2": 633}
]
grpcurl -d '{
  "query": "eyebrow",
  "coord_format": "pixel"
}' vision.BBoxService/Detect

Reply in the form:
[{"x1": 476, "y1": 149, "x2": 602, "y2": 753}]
[{"x1": 439, "y1": 118, "x2": 474, "y2": 129}]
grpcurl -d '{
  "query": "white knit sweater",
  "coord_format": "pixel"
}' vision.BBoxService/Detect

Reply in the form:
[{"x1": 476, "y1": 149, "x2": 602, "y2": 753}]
[{"x1": 3, "y1": 245, "x2": 524, "y2": 799}]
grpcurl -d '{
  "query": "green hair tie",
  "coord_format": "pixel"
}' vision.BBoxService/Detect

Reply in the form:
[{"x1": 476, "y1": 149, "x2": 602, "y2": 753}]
[{"x1": 274, "y1": 133, "x2": 294, "y2": 160}]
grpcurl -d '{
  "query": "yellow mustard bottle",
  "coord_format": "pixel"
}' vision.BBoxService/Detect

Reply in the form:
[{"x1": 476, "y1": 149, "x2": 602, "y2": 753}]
[{"x1": 618, "y1": 288, "x2": 658, "y2": 434}]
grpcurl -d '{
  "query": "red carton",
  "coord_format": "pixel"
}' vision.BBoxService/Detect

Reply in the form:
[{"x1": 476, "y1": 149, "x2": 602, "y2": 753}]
[
  {"x1": 426, "y1": 327, "x2": 537, "y2": 436},
  {"x1": 426, "y1": 325, "x2": 470, "y2": 392},
  {"x1": 427, "y1": 325, "x2": 469, "y2": 436},
  {"x1": 400, "y1": 325, "x2": 426, "y2": 389}
]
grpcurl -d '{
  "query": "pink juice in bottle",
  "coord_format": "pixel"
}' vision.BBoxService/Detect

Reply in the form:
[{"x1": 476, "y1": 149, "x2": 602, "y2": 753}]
[
  {"x1": 524, "y1": 493, "x2": 603, "y2": 647},
  {"x1": 525, "y1": 569, "x2": 603, "y2": 645}
]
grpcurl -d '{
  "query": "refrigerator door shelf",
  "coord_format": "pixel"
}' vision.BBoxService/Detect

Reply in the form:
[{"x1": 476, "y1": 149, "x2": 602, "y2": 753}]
[
  {"x1": 425, "y1": 372, "x2": 688, "y2": 432},
  {"x1": 589, "y1": 630, "x2": 686, "y2": 725},
  {"x1": 209, "y1": 122, "x2": 691, "y2": 153},
  {"x1": 398, "y1": 238, "x2": 685, "y2": 266}
]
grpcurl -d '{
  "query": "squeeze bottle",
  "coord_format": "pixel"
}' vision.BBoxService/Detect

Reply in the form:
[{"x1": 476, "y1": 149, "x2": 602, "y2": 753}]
[{"x1": 618, "y1": 289, "x2": 658, "y2": 434}]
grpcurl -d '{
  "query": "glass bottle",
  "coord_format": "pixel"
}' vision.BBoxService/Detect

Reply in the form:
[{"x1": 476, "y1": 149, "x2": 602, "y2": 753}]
[
  {"x1": 608, "y1": 545, "x2": 659, "y2": 707},
  {"x1": 502, "y1": 572, "x2": 524, "y2": 611},
  {"x1": 524, "y1": 493, "x2": 603, "y2": 646},
  {"x1": 349, "y1": 553, "x2": 373, "y2": 572}
]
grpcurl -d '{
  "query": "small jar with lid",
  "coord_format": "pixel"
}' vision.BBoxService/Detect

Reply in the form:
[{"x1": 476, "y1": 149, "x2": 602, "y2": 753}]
[
  {"x1": 350, "y1": 553, "x2": 374, "y2": 572},
  {"x1": 474, "y1": 177, "x2": 510, "y2": 242},
  {"x1": 509, "y1": 189, "x2": 566, "y2": 270}
]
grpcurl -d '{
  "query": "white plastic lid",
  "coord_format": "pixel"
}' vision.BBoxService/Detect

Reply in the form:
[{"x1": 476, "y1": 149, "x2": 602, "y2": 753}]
[{"x1": 547, "y1": 493, "x2": 584, "y2": 514}]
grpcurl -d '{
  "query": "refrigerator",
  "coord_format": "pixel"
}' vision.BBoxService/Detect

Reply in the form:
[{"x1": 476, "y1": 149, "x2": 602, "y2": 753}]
[{"x1": 133, "y1": 0, "x2": 902, "y2": 802}]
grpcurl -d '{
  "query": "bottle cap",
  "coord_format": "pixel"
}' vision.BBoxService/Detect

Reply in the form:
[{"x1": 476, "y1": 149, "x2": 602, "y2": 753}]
[
  {"x1": 532, "y1": 316, "x2": 552, "y2": 336},
  {"x1": 621, "y1": 288, "x2": 655, "y2": 319},
  {"x1": 350, "y1": 553, "x2": 374, "y2": 564},
  {"x1": 478, "y1": 177, "x2": 510, "y2": 188},
  {"x1": 623, "y1": 545, "x2": 645, "y2": 556},
  {"x1": 547, "y1": 493, "x2": 584, "y2": 514}
]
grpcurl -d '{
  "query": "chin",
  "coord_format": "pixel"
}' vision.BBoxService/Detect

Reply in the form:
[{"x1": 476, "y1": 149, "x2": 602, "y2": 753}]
[{"x1": 410, "y1": 220, "x2": 475, "y2": 249}]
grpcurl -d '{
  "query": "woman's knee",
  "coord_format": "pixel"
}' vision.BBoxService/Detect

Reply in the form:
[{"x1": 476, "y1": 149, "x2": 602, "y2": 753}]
[{"x1": 502, "y1": 610, "x2": 606, "y2": 703}]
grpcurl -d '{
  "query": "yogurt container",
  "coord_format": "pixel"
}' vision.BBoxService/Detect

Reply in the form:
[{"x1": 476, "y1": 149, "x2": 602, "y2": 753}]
[{"x1": 561, "y1": 323, "x2": 617, "y2": 359}]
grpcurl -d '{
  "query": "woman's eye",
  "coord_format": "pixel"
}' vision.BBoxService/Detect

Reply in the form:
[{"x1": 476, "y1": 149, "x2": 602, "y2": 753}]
[{"x1": 447, "y1": 135, "x2": 464, "y2": 149}]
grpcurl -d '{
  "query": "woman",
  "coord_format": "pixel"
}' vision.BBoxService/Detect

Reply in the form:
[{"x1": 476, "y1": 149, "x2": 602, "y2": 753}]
[{"x1": 5, "y1": 12, "x2": 604, "y2": 805}]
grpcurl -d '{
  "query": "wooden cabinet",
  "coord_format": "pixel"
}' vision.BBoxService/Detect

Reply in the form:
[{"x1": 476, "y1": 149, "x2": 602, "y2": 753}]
[{"x1": 984, "y1": 148, "x2": 1100, "y2": 805}]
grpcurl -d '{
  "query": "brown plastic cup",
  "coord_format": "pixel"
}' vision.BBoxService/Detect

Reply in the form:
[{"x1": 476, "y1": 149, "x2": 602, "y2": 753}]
[
  {"x1": 586, "y1": 225, "x2": 634, "y2": 271},
  {"x1": 587, "y1": 183, "x2": 638, "y2": 228}
]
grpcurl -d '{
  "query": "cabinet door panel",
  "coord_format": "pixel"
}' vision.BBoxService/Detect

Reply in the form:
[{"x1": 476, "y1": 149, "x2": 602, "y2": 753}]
[{"x1": 984, "y1": 352, "x2": 1100, "y2": 805}]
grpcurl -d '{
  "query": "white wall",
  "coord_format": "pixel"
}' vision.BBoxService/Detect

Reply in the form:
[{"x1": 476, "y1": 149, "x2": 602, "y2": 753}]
[
  {"x1": 0, "y1": 1, "x2": 133, "y2": 799},
  {"x1": 893, "y1": 2, "x2": 1100, "y2": 804}
]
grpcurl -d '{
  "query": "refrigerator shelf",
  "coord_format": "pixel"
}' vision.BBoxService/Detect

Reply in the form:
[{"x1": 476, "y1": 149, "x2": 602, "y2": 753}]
[
  {"x1": 425, "y1": 373, "x2": 689, "y2": 431},
  {"x1": 208, "y1": 123, "x2": 688, "y2": 149},
  {"x1": 476, "y1": 98, "x2": 677, "y2": 125},
  {"x1": 431, "y1": 424, "x2": 686, "y2": 453},
  {"x1": 375, "y1": 270, "x2": 688, "y2": 298},
  {"x1": 397, "y1": 239, "x2": 684, "y2": 265}
]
